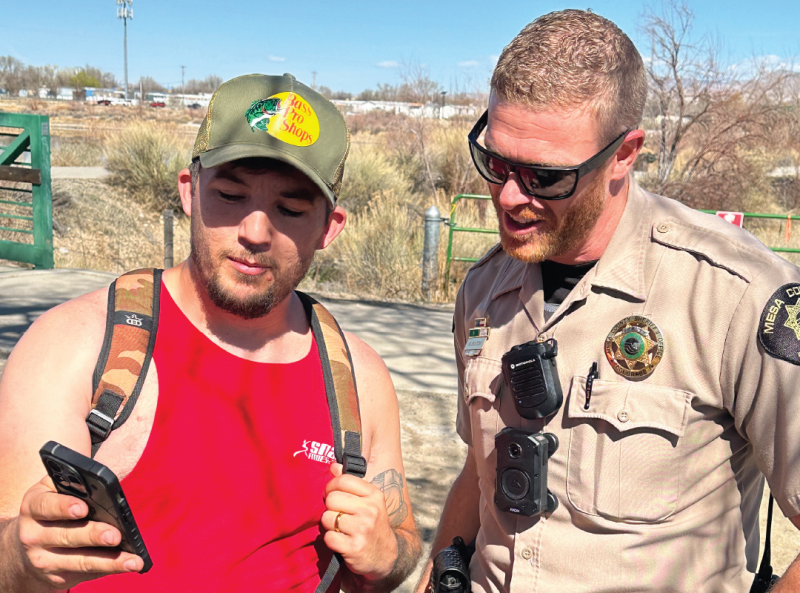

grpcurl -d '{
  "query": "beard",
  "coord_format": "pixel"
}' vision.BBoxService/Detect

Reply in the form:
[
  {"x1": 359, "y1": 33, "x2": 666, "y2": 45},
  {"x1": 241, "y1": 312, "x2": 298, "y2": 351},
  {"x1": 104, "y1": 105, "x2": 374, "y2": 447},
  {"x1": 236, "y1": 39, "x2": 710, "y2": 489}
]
[
  {"x1": 495, "y1": 170, "x2": 607, "y2": 263},
  {"x1": 190, "y1": 217, "x2": 314, "y2": 320}
]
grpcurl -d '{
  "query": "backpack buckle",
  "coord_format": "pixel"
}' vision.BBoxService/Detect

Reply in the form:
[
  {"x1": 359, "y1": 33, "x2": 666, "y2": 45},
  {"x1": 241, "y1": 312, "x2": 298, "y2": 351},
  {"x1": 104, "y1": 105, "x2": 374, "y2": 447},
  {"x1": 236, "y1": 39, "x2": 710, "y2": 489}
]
[
  {"x1": 86, "y1": 408, "x2": 115, "y2": 442},
  {"x1": 342, "y1": 453, "x2": 367, "y2": 478}
]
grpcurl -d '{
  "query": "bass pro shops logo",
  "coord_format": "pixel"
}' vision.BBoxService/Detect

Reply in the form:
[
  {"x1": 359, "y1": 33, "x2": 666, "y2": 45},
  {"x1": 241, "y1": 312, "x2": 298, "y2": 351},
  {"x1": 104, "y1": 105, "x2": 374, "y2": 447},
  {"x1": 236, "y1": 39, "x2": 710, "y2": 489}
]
[
  {"x1": 245, "y1": 98, "x2": 284, "y2": 132},
  {"x1": 243, "y1": 92, "x2": 320, "y2": 147},
  {"x1": 293, "y1": 440, "x2": 336, "y2": 464}
]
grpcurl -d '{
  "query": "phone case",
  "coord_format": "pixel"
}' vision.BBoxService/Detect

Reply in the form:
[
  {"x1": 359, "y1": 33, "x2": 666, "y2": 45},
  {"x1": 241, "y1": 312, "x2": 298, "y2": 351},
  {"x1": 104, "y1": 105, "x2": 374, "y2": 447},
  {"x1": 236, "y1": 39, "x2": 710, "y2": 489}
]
[{"x1": 39, "y1": 441, "x2": 153, "y2": 573}]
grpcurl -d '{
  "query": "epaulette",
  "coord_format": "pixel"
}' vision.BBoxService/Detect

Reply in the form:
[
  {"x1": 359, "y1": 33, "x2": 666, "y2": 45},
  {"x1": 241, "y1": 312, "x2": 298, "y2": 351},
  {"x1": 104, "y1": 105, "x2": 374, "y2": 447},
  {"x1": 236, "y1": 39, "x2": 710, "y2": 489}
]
[
  {"x1": 468, "y1": 242, "x2": 504, "y2": 273},
  {"x1": 651, "y1": 217, "x2": 778, "y2": 284}
]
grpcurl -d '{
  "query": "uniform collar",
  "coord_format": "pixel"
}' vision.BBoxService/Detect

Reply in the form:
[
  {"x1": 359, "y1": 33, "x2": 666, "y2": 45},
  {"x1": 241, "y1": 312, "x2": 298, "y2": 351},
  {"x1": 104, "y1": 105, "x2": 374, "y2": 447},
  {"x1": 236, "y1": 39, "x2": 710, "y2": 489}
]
[
  {"x1": 589, "y1": 179, "x2": 651, "y2": 302},
  {"x1": 515, "y1": 178, "x2": 651, "y2": 333}
]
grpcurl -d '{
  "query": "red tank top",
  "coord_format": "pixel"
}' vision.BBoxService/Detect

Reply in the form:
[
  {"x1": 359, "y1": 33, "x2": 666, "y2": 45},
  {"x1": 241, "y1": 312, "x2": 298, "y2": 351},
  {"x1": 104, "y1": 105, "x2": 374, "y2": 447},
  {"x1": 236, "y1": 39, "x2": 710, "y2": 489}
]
[{"x1": 72, "y1": 284, "x2": 340, "y2": 592}]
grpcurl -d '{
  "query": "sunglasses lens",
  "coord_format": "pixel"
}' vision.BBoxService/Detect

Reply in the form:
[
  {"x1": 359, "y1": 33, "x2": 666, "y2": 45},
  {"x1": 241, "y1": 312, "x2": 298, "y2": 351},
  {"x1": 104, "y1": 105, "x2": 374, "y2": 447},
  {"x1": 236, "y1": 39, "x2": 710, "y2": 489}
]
[
  {"x1": 518, "y1": 168, "x2": 578, "y2": 199},
  {"x1": 471, "y1": 143, "x2": 508, "y2": 184}
]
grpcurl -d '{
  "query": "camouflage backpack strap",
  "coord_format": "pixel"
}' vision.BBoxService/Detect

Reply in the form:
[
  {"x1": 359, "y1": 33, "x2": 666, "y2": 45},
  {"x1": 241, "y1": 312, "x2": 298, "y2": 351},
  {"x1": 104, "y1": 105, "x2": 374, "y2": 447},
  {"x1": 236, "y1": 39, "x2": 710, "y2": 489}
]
[
  {"x1": 296, "y1": 291, "x2": 366, "y2": 476},
  {"x1": 295, "y1": 291, "x2": 366, "y2": 593},
  {"x1": 87, "y1": 269, "x2": 162, "y2": 457}
]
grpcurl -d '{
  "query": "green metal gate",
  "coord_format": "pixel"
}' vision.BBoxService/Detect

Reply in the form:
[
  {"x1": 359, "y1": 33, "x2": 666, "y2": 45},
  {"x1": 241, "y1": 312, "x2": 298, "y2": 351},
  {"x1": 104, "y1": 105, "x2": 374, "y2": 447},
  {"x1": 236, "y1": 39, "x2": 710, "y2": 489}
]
[
  {"x1": 445, "y1": 193, "x2": 800, "y2": 285},
  {"x1": 0, "y1": 112, "x2": 54, "y2": 269}
]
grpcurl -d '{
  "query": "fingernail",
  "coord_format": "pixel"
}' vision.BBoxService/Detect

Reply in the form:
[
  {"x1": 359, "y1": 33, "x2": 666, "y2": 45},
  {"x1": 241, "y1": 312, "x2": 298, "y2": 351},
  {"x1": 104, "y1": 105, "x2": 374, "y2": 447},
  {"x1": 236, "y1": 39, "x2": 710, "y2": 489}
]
[
  {"x1": 69, "y1": 504, "x2": 83, "y2": 518},
  {"x1": 124, "y1": 559, "x2": 139, "y2": 572},
  {"x1": 102, "y1": 531, "x2": 115, "y2": 545}
]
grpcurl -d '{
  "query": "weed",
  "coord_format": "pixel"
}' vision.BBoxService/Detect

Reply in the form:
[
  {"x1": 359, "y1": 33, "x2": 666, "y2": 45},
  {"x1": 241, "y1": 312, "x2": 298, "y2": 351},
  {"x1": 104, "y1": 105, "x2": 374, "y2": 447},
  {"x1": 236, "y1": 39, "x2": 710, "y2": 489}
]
[{"x1": 104, "y1": 121, "x2": 191, "y2": 212}]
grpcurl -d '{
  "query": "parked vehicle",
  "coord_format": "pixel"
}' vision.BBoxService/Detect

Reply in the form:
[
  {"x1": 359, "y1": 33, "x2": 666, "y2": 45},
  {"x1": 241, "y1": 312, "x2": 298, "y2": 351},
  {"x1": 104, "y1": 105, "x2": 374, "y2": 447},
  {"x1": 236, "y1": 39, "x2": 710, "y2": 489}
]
[{"x1": 150, "y1": 101, "x2": 166, "y2": 108}]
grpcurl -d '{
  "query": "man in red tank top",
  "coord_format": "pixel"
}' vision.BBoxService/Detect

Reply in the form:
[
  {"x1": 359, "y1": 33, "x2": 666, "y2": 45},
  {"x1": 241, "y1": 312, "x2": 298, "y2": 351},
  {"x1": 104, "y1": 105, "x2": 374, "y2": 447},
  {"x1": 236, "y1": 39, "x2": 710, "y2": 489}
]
[{"x1": 0, "y1": 74, "x2": 421, "y2": 592}]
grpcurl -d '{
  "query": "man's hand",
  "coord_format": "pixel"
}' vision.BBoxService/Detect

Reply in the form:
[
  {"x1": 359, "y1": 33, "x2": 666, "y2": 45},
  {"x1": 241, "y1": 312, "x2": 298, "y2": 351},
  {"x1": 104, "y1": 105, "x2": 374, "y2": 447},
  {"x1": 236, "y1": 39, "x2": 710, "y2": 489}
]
[
  {"x1": 322, "y1": 463, "x2": 399, "y2": 581},
  {"x1": 15, "y1": 475, "x2": 144, "y2": 589}
]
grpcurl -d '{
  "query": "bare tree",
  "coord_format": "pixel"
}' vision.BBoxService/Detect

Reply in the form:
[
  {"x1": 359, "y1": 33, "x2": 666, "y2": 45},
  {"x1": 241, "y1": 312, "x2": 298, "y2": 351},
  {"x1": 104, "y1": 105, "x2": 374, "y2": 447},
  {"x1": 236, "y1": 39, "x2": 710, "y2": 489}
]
[
  {"x1": 639, "y1": 1, "x2": 796, "y2": 210},
  {"x1": 398, "y1": 61, "x2": 442, "y2": 104},
  {"x1": 640, "y1": 1, "x2": 725, "y2": 190},
  {"x1": 182, "y1": 74, "x2": 222, "y2": 94},
  {"x1": 0, "y1": 57, "x2": 117, "y2": 95}
]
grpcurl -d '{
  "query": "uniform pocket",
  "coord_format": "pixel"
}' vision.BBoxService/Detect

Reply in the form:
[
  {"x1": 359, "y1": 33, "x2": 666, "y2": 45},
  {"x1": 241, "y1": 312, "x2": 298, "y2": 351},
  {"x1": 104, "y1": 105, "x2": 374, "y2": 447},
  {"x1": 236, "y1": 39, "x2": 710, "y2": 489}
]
[
  {"x1": 465, "y1": 357, "x2": 503, "y2": 481},
  {"x1": 565, "y1": 377, "x2": 690, "y2": 522}
]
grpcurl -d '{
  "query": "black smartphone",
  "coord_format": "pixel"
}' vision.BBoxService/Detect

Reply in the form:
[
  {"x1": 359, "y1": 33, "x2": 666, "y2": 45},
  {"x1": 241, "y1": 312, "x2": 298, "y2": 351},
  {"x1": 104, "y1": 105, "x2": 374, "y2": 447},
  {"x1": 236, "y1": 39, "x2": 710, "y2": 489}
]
[{"x1": 39, "y1": 441, "x2": 153, "y2": 573}]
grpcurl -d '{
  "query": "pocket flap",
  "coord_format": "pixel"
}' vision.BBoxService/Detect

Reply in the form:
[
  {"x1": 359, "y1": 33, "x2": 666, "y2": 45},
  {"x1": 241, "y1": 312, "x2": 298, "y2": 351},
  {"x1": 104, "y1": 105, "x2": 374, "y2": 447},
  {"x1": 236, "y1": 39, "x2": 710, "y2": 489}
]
[
  {"x1": 567, "y1": 377, "x2": 690, "y2": 437},
  {"x1": 465, "y1": 357, "x2": 503, "y2": 404}
]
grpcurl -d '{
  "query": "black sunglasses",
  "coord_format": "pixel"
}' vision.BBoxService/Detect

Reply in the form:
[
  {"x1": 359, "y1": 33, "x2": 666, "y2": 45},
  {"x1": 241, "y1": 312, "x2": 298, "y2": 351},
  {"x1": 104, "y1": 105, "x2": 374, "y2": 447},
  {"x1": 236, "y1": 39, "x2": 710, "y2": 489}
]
[{"x1": 468, "y1": 110, "x2": 630, "y2": 200}]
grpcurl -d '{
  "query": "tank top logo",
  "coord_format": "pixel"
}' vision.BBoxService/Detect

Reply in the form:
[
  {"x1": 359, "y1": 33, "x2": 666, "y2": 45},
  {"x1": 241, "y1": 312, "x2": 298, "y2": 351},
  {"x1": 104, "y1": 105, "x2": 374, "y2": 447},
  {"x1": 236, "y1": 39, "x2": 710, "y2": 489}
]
[{"x1": 293, "y1": 440, "x2": 335, "y2": 464}]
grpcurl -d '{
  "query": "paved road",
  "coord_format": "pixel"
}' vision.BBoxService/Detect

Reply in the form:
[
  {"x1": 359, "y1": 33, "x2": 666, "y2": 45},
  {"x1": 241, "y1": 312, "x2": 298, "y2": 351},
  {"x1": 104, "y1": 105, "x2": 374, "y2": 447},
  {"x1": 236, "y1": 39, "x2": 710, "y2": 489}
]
[
  {"x1": 51, "y1": 167, "x2": 109, "y2": 179},
  {"x1": 0, "y1": 268, "x2": 458, "y2": 393}
]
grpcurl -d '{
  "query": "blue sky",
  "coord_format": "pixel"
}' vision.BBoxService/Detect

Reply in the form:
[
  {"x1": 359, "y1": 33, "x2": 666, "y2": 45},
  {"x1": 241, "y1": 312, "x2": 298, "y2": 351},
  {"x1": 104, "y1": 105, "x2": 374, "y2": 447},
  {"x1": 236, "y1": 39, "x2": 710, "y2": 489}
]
[{"x1": 2, "y1": 1, "x2": 799, "y2": 94}]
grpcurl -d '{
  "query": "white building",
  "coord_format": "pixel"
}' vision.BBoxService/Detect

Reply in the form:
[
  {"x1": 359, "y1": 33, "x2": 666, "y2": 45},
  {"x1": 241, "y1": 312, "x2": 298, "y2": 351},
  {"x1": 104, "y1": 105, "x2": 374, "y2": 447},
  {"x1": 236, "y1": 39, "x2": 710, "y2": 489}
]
[{"x1": 331, "y1": 100, "x2": 478, "y2": 119}]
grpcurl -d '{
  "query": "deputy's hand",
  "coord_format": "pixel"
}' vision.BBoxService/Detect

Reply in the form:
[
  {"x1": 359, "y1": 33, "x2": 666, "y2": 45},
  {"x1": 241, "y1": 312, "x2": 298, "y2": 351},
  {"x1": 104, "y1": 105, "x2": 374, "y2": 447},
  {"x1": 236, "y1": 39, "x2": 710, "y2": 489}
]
[
  {"x1": 322, "y1": 463, "x2": 399, "y2": 581},
  {"x1": 15, "y1": 475, "x2": 144, "y2": 589}
]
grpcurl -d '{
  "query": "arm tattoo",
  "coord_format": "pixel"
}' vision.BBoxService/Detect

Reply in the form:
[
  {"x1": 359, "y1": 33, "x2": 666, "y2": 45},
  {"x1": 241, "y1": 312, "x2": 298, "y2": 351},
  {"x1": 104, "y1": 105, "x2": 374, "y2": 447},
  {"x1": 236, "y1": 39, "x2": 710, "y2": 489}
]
[{"x1": 371, "y1": 469, "x2": 408, "y2": 527}]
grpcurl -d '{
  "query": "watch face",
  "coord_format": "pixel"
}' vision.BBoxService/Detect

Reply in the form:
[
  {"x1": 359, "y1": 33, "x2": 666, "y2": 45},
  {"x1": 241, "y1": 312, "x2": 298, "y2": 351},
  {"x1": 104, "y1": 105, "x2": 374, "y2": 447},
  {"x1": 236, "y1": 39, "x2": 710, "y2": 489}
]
[{"x1": 604, "y1": 315, "x2": 664, "y2": 378}]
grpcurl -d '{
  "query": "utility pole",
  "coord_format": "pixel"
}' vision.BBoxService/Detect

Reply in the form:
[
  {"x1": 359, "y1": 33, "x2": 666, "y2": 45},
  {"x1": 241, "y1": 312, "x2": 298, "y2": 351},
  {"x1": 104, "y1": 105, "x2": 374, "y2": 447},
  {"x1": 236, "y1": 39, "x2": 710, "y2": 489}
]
[
  {"x1": 181, "y1": 65, "x2": 185, "y2": 93},
  {"x1": 116, "y1": 0, "x2": 133, "y2": 101},
  {"x1": 312, "y1": 71, "x2": 317, "y2": 90}
]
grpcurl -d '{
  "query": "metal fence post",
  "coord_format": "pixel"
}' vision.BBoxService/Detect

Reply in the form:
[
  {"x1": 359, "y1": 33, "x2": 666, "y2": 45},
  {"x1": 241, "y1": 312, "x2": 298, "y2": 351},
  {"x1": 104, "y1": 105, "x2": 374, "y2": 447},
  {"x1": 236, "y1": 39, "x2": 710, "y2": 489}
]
[
  {"x1": 422, "y1": 205, "x2": 441, "y2": 300},
  {"x1": 163, "y1": 209, "x2": 174, "y2": 269}
]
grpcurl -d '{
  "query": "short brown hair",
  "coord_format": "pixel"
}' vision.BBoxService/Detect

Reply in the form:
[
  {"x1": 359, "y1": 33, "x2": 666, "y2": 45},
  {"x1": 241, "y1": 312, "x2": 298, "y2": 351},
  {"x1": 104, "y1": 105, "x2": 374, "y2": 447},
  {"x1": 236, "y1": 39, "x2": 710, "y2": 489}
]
[{"x1": 491, "y1": 9, "x2": 646, "y2": 144}]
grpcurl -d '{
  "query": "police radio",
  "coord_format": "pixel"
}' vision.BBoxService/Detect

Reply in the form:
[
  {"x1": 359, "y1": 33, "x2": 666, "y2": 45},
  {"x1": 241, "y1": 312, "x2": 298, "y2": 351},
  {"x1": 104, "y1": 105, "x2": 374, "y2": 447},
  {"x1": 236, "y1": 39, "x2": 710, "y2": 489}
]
[
  {"x1": 501, "y1": 338, "x2": 562, "y2": 419},
  {"x1": 496, "y1": 338, "x2": 563, "y2": 517}
]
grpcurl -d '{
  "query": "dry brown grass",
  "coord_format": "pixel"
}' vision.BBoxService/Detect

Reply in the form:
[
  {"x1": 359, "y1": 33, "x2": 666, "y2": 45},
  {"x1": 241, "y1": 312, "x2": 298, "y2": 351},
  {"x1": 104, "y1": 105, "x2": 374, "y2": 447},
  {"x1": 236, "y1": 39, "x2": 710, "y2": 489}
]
[
  {"x1": 50, "y1": 137, "x2": 104, "y2": 166},
  {"x1": 51, "y1": 179, "x2": 190, "y2": 272},
  {"x1": 300, "y1": 115, "x2": 497, "y2": 302},
  {"x1": 0, "y1": 98, "x2": 206, "y2": 126},
  {"x1": 104, "y1": 121, "x2": 192, "y2": 212},
  {"x1": 7, "y1": 99, "x2": 800, "y2": 301}
]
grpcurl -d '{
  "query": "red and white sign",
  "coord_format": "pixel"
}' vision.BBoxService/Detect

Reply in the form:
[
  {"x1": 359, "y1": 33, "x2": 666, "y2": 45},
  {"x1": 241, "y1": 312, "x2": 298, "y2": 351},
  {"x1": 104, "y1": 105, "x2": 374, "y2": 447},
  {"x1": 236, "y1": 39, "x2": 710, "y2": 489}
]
[{"x1": 716, "y1": 211, "x2": 744, "y2": 227}]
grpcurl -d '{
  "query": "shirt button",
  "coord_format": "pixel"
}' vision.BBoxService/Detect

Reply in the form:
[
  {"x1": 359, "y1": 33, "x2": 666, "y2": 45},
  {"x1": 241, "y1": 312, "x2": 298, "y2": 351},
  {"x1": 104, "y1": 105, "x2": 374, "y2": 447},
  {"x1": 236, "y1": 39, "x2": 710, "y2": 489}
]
[
  {"x1": 617, "y1": 410, "x2": 629, "y2": 423},
  {"x1": 521, "y1": 547, "x2": 533, "y2": 560},
  {"x1": 657, "y1": 223, "x2": 670, "y2": 233}
]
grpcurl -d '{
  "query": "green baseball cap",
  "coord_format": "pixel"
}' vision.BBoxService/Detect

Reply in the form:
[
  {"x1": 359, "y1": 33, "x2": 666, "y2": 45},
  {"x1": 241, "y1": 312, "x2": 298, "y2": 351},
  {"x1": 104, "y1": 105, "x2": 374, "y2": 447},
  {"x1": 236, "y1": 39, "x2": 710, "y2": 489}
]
[{"x1": 192, "y1": 73, "x2": 350, "y2": 205}]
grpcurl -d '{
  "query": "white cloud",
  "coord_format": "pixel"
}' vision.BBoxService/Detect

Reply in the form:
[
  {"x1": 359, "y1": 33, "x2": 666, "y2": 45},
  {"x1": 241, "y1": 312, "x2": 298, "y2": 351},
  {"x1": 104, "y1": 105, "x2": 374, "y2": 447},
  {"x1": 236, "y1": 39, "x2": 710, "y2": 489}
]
[
  {"x1": 377, "y1": 60, "x2": 399, "y2": 68},
  {"x1": 729, "y1": 54, "x2": 800, "y2": 76},
  {"x1": 489, "y1": 55, "x2": 499, "y2": 64},
  {"x1": 268, "y1": 55, "x2": 286, "y2": 62},
  {"x1": 459, "y1": 60, "x2": 479, "y2": 68}
]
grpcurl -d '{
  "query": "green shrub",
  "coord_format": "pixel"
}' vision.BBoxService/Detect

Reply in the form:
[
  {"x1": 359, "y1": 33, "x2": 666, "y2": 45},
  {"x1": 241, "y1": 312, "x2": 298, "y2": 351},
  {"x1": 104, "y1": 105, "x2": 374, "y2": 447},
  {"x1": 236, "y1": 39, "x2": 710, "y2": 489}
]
[{"x1": 104, "y1": 121, "x2": 190, "y2": 212}]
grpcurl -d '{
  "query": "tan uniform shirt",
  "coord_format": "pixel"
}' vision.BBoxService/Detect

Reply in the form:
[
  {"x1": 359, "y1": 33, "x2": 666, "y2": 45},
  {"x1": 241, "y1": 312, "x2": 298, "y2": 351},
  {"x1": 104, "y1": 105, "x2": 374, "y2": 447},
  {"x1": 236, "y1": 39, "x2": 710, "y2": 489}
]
[{"x1": 455, "y1": 181, "x2": 800, "y2": 593}]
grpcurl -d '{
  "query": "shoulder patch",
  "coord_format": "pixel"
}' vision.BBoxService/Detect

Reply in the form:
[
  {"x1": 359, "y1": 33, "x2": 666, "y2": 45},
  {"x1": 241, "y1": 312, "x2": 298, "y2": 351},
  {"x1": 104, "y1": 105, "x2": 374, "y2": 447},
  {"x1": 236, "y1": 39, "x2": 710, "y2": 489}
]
[{"x1": 759, "y1": 283, "x2": 800, "y2": 365}]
